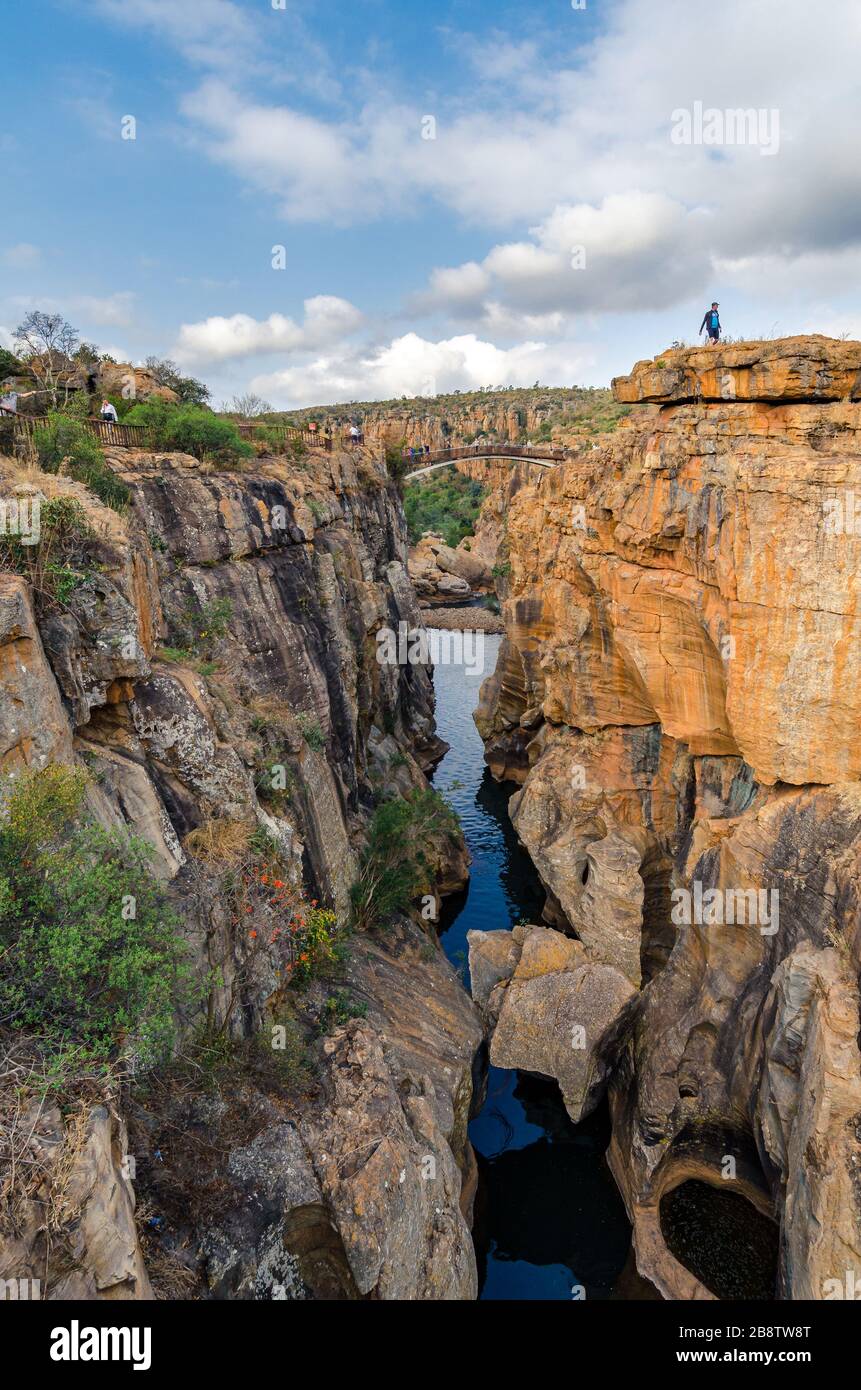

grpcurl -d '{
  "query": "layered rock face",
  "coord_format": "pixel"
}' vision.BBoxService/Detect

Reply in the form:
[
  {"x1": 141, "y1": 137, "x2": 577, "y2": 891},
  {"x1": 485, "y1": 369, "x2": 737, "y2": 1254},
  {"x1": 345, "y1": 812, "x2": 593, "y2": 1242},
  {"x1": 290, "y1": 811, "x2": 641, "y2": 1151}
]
[
  {"x1": 0, "y1": 444, "x2": 480, "y2": 1300},
  {"x1": 474, "y1": 337, "x2": 861, "y2": 1300},
  {"x1": 289, "y1": 387, "x2": 628, "y2": 454}
]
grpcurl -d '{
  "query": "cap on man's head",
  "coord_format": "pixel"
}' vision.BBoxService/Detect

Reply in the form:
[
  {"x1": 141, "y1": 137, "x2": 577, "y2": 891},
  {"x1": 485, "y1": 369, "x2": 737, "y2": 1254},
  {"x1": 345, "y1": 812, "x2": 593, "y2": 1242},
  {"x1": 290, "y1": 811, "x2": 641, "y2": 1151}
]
[{"x1": 712, "y1": 301, "x2": 719, "y2": 306}]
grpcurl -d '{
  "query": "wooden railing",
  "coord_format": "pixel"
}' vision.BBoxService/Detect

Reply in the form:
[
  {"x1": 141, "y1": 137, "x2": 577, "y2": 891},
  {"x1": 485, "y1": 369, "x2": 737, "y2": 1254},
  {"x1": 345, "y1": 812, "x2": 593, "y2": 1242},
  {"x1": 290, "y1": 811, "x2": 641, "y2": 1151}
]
[
  {"x1": 9, "y1": 415, "x2": 151, "y2": 448},
  {"x1": 3, "y1": 414, "x2": 347, "y2": 453}
]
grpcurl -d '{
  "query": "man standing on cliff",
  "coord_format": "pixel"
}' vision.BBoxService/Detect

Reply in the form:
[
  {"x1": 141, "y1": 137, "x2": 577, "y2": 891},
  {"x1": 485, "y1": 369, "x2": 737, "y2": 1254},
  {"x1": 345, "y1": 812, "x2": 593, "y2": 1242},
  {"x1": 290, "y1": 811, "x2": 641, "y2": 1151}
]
[{"x1": 699, "y1": 302, "x2": 721, "y2": 343}]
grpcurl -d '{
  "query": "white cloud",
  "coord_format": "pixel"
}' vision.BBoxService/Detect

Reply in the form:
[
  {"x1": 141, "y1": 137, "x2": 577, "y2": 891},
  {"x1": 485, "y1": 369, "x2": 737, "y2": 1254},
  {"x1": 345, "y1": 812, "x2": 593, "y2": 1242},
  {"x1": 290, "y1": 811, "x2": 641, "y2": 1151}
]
[
  {"x1": 83, "y1": 0, "x2": 861, "y2": 387},
  {"x1": 174, "y1": 295, "x2": 364, "y2": 364},
  {"x1": 90, "y1": 0, "x2": 337, "y2": 94},
  {"x1": 73, "y1": 292, "x2": 136, "y2": 327},
  {"x1": 180, "y1": 81, "x2": 401, "y2": 223},
  {"x1": 91, "y1": 0, "x2": 256, "y2": 72},
  {"x1": 165, "y1": 0, "x2": 861, "y2": 311},
  {"x1": 4, "y1": 291, "x2": 136, "y2": 329},
  {"x1": 416, "y1": 193, "x2": 711, "y2": 327},
  {"x1": 3, "y1": 244, "x2": 40, "y2": 268},
  {"x1": 248, "y1": 331, "x2": 595, "y2": 408}
]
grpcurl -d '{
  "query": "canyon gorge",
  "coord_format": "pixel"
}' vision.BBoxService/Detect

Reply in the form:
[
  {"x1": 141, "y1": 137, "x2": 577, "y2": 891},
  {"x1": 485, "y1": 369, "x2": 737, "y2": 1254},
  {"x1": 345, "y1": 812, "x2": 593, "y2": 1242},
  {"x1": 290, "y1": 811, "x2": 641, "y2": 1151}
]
[{"x1": 1, "y1": 335, "x2": 860, "y2": 1303}]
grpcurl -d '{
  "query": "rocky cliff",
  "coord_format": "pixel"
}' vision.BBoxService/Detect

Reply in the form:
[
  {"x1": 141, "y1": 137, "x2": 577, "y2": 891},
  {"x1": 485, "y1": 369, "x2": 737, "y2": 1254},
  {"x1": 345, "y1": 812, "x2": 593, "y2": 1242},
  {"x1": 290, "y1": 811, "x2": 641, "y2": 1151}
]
[
  {"x1": 287, "y1": 386, "x2": 629, "y2": 453},
  {"x1": 472, "y1": 336, "x2": 861, "y2": 1300},
  {"x1": 0, "y1": 442, "x2": 480, "y2": 1300}
]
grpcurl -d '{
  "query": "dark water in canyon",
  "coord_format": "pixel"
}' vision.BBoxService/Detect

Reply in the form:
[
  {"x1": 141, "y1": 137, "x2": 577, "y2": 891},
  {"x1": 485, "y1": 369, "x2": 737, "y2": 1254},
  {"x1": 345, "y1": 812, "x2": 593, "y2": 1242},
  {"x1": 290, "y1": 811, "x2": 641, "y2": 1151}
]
[{"x1": 428, "y1": 631, "x2": 642, "y2": 1301}]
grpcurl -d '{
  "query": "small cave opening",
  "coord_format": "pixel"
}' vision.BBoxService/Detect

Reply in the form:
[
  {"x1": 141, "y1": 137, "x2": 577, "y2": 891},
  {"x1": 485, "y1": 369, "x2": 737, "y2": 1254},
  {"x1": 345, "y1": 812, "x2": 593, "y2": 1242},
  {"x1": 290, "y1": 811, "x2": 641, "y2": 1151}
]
[
  {"x1": 580, "y1": 861, "x2": 590, "y2": 885},
  {"x1": 638, "y1": 848, "x2": 675, "y2": 984},
  {"x1": 659, "y1": 1179, "x2": 779, "y2": 1300}
]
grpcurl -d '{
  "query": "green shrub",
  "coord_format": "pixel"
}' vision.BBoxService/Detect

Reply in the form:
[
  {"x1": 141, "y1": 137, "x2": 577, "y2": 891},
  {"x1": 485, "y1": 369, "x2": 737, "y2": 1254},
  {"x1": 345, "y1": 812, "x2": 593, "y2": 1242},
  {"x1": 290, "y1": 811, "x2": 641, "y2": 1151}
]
[
  {"x1": 33, "y1": 413, "x2": 130, "y2": 512},
  {"x1": 0, "y1": 495, "x2": 96, "y2": 610},
  {"x1": 385, "y1": 444, "x2": 411, "y2": 486},
  {"x1": 171, "y1": 596, "x2": 233, "y2": 657},
  {"x1": 251, "y1": 423, "x2": 305, "y2": 458},
  {"x1": 297, "y1": 712, "x2": 325, "y2": 751},
  {"x1": 319, "y1": 989, "x2": 367, "y2": 1033},
  {"x1": 403, "y1": 471, "x2": 486, "y2": 547},
  {"x1": 125, "y1": 399, "x2": 253, "y2": 465},
  {"x1": 0, "y1": 347, "x2": 22, "y2": 380},
  {"x1": 350, "y1": 789, "x2": 459, "y2": 932},
  {"x1": 143, "y1": 357, "x2": 210, "y2": 407},
  {"x1": 253, "y1": 759, "x2": 295, "y2": 813},
  {"x1": 106, "y1": 391, "x2": 136, "y2": 420},
  {"x1": 0, "y1": 766, "x2": 191, "y2": 1076}
]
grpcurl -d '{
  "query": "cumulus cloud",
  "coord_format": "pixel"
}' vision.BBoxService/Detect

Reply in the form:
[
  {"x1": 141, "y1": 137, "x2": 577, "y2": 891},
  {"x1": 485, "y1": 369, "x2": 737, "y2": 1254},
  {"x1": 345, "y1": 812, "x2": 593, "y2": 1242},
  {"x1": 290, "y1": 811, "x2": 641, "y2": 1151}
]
[
  {"x1": 174, "y1": 295, "x2": 364, "y2": 364},
  {"x1": 180, "y1": 82, "x2": 430, "y2": 224},
  {"x1": 162, "y1": 0, "x2": 861, "y2": 323},
  {"x1": 248, "y1": 331, "x2": 595, "y2": 409},
  {"x1": 166, "y1": 0, "x2": 861, "y2": 229},
  {"x1": 87, "y1": 0, "x2": 861, "y2": 384},
  {"x1": 415, "y1": 194, "x2": 710, "y2": 326}
]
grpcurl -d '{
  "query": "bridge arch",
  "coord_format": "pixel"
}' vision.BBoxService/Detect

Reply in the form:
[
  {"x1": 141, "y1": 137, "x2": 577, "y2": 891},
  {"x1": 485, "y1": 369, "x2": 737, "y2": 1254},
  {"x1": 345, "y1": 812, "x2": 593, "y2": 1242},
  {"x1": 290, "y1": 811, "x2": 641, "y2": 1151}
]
[{"x1": 402, "y1": 443, "x2": 565, "y2": 482}]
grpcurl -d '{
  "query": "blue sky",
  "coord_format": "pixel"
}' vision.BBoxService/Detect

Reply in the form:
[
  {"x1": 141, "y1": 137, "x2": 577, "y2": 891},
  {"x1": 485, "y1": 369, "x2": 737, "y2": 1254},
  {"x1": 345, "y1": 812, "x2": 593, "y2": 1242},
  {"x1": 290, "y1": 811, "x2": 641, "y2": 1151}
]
[{"x1": 3, "y1": 0, "x2": 860, "y2": 407}]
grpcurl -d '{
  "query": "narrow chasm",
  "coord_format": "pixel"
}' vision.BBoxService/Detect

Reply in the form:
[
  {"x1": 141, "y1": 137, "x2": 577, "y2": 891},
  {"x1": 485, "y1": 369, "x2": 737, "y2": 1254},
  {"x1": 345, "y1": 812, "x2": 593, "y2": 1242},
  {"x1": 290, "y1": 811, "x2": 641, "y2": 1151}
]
[{"x1": 428, "y1": 629, "x2": 656, "y2": 1300}]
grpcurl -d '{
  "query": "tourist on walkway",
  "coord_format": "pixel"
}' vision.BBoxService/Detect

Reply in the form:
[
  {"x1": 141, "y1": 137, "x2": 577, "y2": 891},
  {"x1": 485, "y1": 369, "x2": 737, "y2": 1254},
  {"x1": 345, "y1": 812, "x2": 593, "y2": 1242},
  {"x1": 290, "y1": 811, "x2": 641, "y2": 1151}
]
[{"x1": 100, "y1": 399, "x2": 118, "y2": 423}]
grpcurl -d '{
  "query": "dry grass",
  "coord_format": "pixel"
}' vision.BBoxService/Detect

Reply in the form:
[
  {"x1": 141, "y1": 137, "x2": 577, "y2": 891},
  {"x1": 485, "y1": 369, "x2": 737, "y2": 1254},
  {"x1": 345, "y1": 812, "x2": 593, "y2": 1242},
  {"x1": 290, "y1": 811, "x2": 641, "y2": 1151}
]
[
  {"x1": 0, "y1": 1038, "x2": 116, "y2": 1237},
  {"x1": 45, "y1": 1104, "x2": 93, "y2": 1232},
  {"x1": 248, "y1": 694, "x2": 297, "y2": 733},
  {"x1": 0, "y1": 450, "x2": 47, "y2": 486},
  {"x1": 182, "y1": 816, "x2": 256, "y2": 867},
  {"x1": 0, "y1": 452, "x2": 128, "y2": 548},
  {"x1": 134, "y1": 1201, "x2": 202, "y2": 1300}
]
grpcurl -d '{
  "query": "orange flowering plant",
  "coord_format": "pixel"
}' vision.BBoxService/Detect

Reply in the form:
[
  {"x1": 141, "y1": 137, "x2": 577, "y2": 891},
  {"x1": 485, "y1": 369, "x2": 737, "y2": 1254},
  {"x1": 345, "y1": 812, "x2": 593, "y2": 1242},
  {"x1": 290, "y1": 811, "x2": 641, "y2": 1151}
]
[{"x1": 230, "y1": 850, "x2": 339, "y2": 987}]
